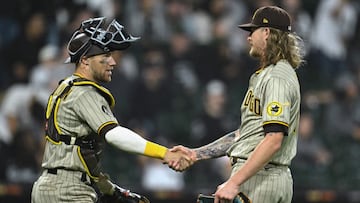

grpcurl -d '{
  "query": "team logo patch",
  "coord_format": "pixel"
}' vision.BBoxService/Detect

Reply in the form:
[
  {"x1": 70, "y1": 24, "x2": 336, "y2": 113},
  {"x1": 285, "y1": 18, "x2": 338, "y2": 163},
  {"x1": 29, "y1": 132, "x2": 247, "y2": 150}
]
[
  {"x1": 101, "y1": 105, "x2": 111, "y2": 116},
  {"x1": 267, "y1": 102, "x2": 282, "y2": 116}
]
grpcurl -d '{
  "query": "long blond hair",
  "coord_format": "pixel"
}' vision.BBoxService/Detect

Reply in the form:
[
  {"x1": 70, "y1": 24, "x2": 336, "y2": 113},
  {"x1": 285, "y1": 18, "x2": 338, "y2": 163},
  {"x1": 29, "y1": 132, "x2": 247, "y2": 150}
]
[{"x1": 262, "y1": 28, "x2": 305, "y2": 69}]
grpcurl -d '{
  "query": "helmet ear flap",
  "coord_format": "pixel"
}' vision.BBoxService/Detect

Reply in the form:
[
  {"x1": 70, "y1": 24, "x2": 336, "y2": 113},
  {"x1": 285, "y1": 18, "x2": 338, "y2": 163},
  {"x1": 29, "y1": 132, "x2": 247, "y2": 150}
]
[
  {"x1": 73, "y1": 43, "x2": 92, "y2": 63},
  {"x1": 66, "y1": 33, "x2": 92, "y2": 63}
]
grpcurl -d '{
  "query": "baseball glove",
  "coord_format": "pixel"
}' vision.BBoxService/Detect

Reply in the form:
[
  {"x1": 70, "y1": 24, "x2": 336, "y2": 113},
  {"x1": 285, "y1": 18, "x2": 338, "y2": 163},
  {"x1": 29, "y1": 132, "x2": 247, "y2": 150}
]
[
  {"x1": 98, "y1": 185, "x2": 150, "y2": 203},
  {"x1": 197, "y1": 192, "x2": 250, "y2": 203},
  {"x1": 96, "y1": 173, "x2": 150, "y2": 203}
]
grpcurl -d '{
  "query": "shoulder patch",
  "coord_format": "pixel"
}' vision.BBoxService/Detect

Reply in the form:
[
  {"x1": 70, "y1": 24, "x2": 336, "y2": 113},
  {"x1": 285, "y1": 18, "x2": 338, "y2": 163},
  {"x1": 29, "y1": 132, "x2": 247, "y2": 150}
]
[
  {"x1": 102, "y1": 105, "x2": 111, "y2": 116},
  {"x1": 267, "y1": 102, "x2": 283, "y2": 116}
]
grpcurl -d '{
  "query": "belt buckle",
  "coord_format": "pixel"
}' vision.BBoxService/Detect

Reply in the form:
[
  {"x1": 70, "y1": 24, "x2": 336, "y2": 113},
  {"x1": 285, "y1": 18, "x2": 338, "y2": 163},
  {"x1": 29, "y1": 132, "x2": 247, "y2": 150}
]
[{"x1": 47, "y1": 168, "x2": 57, "y2": 175}]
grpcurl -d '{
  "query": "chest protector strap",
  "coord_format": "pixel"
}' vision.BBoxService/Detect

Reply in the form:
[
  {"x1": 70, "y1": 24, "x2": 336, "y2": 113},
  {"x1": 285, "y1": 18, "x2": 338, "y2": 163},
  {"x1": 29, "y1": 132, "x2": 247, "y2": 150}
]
[{"x1": 45, "y1": 77, "x2": 114, "y2": 180}]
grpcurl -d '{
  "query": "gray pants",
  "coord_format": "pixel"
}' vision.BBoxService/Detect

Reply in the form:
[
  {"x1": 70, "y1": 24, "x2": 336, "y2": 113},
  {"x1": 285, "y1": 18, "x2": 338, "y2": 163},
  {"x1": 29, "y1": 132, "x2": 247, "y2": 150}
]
[
  {"x1": 31, "y1": 169, "x2": 97, "y2": 203},
  {"x1": 231, "y1": 159, "x2": 293, "y2": 203}
]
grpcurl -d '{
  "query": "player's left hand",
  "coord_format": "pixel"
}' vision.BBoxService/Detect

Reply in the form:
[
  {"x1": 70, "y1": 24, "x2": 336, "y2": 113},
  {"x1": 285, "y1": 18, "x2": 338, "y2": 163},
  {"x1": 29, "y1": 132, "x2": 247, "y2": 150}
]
[{"x1": 214, "y1": 180, "x2": 239, "y2": 203}]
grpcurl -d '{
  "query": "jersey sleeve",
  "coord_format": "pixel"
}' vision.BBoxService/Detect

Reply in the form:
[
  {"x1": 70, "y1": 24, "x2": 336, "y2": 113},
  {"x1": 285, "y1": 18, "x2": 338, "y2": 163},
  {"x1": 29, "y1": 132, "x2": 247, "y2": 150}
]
[
  {"x1": 262, "y1": 76, "x2": 291, "y2": 130},
  {"x1": 73, "y1": 89, "x2": 118, "y2": 135}
]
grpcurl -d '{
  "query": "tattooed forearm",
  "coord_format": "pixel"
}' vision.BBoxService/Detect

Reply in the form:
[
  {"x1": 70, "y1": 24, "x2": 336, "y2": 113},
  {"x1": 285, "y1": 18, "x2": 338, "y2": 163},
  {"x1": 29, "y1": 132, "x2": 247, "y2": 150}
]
[{"x1": 194, "y1": 131, "x2": 236, "y2": 160}]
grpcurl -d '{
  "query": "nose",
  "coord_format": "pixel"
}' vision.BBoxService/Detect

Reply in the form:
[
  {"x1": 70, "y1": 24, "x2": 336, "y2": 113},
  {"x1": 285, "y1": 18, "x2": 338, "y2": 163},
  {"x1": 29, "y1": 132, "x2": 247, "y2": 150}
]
[
  {"x1": 108, "y1": 56, "x2": 117, "y2": 66},
  {"x1": 247, "y1": 35, "x2": 252, "y2": 42}
]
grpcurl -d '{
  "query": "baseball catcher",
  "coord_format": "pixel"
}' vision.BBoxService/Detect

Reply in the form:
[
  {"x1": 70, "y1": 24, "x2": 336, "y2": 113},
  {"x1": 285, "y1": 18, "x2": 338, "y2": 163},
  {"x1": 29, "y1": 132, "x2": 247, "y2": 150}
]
[{"x1": 31, "y1": 16, "x2": 190, "y2": 203}]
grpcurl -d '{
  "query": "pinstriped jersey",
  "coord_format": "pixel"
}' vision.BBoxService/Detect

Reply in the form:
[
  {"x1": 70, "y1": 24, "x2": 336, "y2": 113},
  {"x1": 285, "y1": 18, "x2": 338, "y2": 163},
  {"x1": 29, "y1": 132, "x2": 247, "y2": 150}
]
[
  {"x1": 227, "y1": 60, "x2": 300, "y2": 166},
  {"x1": 41, "y1": 75, "x2": 118, "y2": 172}
]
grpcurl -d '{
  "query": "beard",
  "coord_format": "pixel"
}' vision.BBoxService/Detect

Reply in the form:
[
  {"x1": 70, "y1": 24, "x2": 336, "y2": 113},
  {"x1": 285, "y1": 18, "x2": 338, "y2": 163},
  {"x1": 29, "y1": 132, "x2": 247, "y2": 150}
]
[
  {"x1": 95, "y1": 74, "x2": 111, "y2": 83},
  {"x1": 92, "y1": 68, "x2": 112, "y2": 83},
  {"x1": 249, "y1": 46, "x2": 262, "y2": 59}
]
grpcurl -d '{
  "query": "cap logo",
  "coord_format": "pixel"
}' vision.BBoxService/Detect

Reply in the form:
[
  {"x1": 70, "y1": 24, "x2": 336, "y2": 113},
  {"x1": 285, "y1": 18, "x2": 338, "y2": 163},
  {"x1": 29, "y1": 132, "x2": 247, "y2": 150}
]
[
  {"x1": 263, "y1": 18, "x2": 269, "y2": 24},
  {"x1": 96, "y1": 31, "x2": 106, "y2": 41}
]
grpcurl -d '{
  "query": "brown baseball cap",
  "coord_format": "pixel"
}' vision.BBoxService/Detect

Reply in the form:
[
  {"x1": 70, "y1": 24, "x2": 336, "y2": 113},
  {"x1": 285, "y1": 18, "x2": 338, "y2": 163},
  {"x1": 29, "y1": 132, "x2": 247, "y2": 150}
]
[{"x1": 238, "y1": 6, "x2": 292, "y2": 32}]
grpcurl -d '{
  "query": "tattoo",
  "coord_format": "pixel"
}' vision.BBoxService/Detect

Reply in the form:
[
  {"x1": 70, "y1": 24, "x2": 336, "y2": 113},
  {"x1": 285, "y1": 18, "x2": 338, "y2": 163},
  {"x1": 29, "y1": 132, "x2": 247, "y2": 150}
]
[{"x1": 194, "y1": 131, "x2": 236, "y2": 160}]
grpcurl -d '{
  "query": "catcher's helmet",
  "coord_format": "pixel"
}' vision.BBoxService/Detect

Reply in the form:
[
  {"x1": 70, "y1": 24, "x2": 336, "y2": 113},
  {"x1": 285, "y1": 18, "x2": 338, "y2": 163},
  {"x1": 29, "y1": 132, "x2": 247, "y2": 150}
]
[{"x1": 65, "y1": 17, "x2": 139, "y2": 63}]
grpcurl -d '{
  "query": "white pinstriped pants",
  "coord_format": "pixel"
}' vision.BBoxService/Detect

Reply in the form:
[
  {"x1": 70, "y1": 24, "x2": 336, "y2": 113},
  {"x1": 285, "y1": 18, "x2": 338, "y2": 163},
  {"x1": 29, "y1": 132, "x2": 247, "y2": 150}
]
[
  {"x1": 31, "y1": 169, "x2": 97, "y2": 203},
  {"x1": 231, "y1": 159, "x2": 293, "y2": 203}
]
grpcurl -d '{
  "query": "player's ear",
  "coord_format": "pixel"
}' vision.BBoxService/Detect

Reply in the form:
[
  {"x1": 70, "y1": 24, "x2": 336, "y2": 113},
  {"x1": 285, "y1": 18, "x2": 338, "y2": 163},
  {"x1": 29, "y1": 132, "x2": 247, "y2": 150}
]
[
  {"x1": 262, "y1": 27, "x2": 270, "y2": 32},
  {"x1": 263, "y1": 27, "x2": 270, "y2": 39},
  {"x1": 80, "y1": 57, "x2": 90, "y2": 66}
]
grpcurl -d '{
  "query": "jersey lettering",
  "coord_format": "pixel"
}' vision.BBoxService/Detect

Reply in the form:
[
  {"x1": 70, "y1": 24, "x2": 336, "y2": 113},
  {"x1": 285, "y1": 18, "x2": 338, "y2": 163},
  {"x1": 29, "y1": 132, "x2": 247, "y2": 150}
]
[{"x1": 244, "y1": 90, "x2": 261, "y2": 116}]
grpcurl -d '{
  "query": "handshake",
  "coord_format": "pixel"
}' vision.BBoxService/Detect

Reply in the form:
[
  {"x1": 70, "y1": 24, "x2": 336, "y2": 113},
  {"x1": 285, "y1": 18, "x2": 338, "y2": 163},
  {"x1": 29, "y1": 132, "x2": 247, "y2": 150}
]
[{"x1": 163, "y1": 145, "x2": 196, "y2": 172}]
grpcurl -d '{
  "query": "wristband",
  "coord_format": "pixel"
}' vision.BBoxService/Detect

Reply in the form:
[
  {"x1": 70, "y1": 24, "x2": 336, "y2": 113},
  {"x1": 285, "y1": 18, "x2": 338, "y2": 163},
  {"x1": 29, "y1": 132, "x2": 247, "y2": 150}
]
[{"x1": 144, "y1": 142, "x2": 167, "y2": 159}]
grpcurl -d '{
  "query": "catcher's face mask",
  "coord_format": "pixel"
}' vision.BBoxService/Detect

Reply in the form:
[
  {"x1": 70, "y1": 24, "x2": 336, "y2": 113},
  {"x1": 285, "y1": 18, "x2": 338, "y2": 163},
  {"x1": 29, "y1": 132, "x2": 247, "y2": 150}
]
[{"x1": 65, "y1": 17, "x2": 139, "y2": 63}]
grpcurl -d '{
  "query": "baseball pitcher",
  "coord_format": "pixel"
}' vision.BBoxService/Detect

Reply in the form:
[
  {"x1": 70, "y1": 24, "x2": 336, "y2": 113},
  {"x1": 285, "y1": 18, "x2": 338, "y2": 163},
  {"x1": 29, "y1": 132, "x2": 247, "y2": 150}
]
[{"x1": 169, "y1": 6, "x2": 305, "y2": 203}]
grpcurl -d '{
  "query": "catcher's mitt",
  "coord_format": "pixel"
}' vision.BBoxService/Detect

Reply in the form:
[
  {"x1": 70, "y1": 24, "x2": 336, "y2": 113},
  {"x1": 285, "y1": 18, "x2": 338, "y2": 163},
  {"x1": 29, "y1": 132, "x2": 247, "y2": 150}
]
[
  {"x1": 95, "y1": 173, "x2": 150, "y2": 203},
  {"x1": 98, "y1": 185, "x2": 150, "y2": 203},
  {"x1": 197, "y1": 192, "x2": 250, "y2": 203}
]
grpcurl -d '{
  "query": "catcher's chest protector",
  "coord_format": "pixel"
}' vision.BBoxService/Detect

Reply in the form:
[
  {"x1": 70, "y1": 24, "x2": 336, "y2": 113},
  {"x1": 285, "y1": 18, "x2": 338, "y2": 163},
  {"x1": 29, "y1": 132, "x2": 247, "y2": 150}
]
[{"x1": 44, "y1": 77, "x2": 114, "y2": 180}]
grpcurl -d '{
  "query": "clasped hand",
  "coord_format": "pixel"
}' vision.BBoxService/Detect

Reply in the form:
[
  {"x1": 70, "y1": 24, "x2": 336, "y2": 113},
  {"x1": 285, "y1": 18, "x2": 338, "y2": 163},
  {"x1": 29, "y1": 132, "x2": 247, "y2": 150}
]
[{"x1": 163, "y1": 145, "x2": 196, "y2": 172}]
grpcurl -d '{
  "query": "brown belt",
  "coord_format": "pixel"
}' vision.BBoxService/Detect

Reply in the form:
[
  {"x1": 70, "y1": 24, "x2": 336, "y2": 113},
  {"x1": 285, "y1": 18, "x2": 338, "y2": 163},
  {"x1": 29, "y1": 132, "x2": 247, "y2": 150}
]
[
  {"x1": 229, "y1": 157, "x2": 288, "y2": 168},
  {"x1": 46, "y1": 168, "x2": 90, "y2": 183}
]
